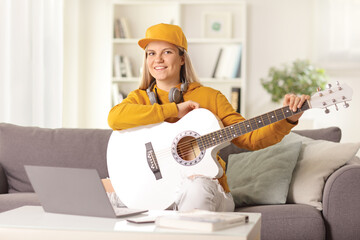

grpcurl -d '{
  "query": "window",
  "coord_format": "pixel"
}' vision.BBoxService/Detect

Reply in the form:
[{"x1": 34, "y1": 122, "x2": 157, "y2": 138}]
[{"x1": 315, "y1": 0, "x2": 360, "y2": 66}]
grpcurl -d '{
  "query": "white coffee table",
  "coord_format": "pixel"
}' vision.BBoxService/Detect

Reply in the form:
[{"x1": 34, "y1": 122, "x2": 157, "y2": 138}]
[{"x1": 0, "y1": 206, "x2": 261, "y2": 240}]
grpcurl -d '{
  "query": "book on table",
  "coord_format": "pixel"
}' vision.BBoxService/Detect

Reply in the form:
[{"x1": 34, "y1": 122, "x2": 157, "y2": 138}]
[{"x1": 155, "y1": 210, "x2": 249, "y2": 232}]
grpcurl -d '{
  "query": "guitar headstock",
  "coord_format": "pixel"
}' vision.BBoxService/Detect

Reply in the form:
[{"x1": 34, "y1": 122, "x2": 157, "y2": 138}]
[{"x1": 309, "y1": 82, "x2": 353, "y2": 113}]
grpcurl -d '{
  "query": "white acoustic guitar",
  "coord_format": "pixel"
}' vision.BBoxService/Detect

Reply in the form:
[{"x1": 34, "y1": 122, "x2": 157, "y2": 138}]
[{"x1": 107, "y1": 82, "x2": 352, "y2": 210}]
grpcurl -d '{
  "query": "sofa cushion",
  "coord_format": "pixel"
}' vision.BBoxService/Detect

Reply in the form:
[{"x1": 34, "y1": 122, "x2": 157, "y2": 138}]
[
  {"x1": 281, "y1": 132, "x2": 360, "y2": 210},
  {"x1": 0, "y1": 192, "x2": 40, "y2": 213},
  {"x1": 236, "y1": 204, "x2": 325, "y2": 240},
  {"x1": 0, "y1": 123, "x2": 112, "y2": 193},
  {"x1": 218, "y1": 126, "x2": 342, "y2": 164},
  {"x1": 293, "y1": 126, "x2": 342, "y2": 142},
  {"x1": 0, "y1": 164, "x2": 8, "y2": 194},
  {"x1": 227, "y1": 142, "x2": 301, "y2": 207}
]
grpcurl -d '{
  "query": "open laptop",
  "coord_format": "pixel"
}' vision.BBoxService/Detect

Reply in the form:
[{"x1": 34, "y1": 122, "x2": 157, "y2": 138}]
[{"x1": 25, "y1": 165, "x2": 147, "y2": 218}]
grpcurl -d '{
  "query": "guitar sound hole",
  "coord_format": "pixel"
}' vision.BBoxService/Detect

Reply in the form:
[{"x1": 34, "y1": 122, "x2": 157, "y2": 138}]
[{"x1": 176, "y1": 136, "x2": 200, "y2": 161}]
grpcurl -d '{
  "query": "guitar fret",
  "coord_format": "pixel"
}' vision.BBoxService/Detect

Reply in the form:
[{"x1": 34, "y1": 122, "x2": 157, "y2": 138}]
[
  {"x1": 275, "y1": 109, "x2": 284, "y2": 120},
  {"x1": 224, "y1": 127, "x2": 231, "y2": 140},
  {"x1": 230, "y1": 125, "x2": 237, "y2": 138},
  {"x1": 283, "y1": 107, "x2": 293, "y2": 118},
  {"x1": 235, "y1": 126, "x2": 242, "y2": 136},
  {"x1": 269, "y1": 111, "x2": 277, "y2": 123},
  {"x1": 197, "y1": 100, "x2": 312, "y2": 150},
  {"x1": 226, "y1": 127, "x2": 231, "y2": 138},
  {"x1": 212, "y1": 132, "x2": 220, "y2": 145},
  {"x1": 262, "y1": 113, "x2": 271, "y2": 126},
  {"x1": 213, "y1": 132, "x2": 220, "y2": 145},
  {"x1": 238, "y1": 122, "x2": 245, "y2": 135},
  {"x1": 220, "y1": 129, "x2": 225, "y2": 138},
  {"x1": 208, "y1": 132, "x2": 218, "y2": 146},
  {"x1": 249, "y1": 119, "x2": 256, "y2": 131},
  {"x1": 256, "y1": 116, "x2": 265, "y2": 128},
  {"x1": 202, "y1": 134, "x2": 209, "y2": 148},
  {"x1": 224, "y1": 128, "x2": 232, "y2": 140}
]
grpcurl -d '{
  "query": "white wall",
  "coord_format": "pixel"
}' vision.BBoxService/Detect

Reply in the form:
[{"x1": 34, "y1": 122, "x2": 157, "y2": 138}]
[
  {"x1": 63, "y1": 0, "x2": 112, "y2": 128},
  {"x1": 299, "y1": 70, "x2": 360, "y2": 144},
  {"x1": 246, "y1": 0, "x2": 314, "y2": 116},
  {"x1": 245, "y1": 0, "x2": 360, "y2": 145},
  {"x1": 63, "y1": 0, "x2": 360, "y2": 147}
]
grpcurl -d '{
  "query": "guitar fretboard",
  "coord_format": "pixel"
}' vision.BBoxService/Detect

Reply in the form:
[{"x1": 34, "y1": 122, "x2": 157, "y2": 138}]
[{"x1": 196, "y1": 101, "x2": 310, "y2": 150}]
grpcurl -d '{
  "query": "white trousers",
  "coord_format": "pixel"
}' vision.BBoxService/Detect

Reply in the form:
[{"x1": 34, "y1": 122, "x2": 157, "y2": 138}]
[
  {"x1": 174, "y1": 176, "x2": 235, "y2": 212},
  {"x1": 108, "y1": 177, "x2": 235, "y2": 212}
]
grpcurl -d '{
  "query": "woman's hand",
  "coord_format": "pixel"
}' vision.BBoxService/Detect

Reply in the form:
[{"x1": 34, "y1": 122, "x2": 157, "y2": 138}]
[
  {"x1": 177, "y1": 100, "x2": 200, "y2": 118},
  {"x1": 283, "y1": 94, "x2": 310, "y2": 123}
]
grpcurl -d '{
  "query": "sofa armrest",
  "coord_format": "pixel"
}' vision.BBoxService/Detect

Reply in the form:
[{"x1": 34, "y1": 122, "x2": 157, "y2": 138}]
[
  {"x1": 322, "y1": 164, "x2": 360, "y2": 240},
  {"x1": 0, "y1": 164, "x2": 8, "y2": 194}
]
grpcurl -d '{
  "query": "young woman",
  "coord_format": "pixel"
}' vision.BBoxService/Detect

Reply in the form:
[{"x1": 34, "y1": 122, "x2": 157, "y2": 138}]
[{"x1": 106, "y1": 23, "x2": 309, "y2": 212}]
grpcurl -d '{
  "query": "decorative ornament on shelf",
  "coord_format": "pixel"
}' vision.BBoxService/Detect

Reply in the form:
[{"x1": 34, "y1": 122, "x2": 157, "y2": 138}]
[{"x1": 261, "y1": 59, "x2": 328, "y2": 102}]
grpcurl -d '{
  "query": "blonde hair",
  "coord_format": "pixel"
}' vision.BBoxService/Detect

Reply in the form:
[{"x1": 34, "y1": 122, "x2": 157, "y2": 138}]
[{"x1": 138, "y1": 47, "x2": 200, "y2": 90}]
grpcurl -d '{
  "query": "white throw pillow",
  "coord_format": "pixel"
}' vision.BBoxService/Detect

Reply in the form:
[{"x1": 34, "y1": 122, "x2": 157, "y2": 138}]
[{"x1": 280, "y1": 133, "x2": 360, "y2": 210}]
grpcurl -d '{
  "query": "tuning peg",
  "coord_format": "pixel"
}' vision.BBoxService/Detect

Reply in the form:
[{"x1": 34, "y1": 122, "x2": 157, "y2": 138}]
[
  {"x1": 316, "y1": 87, "x2": 324, "y2": 97},
  {"x1": 342, "y1": 96, "x2": 349, "y2": 108},
  {"x1": 317, "y1": 87, "x2": 324, "y2": 97},
  {"x1": 336, "y1": 81, "x2": 343, "y2": 90},
  {"x1": 326, "y1": 83, "x2": 333, "y2": 93},
  {"x1": 331, "y1": 99, "x2": 339, "y2": 111},
  {"x1": 325, "y1": 108, "x2": 330, "y2": 114}
]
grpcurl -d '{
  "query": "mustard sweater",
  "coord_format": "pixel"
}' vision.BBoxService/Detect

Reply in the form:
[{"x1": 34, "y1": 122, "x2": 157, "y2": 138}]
[{"x1": 108, "y1": 82, "x2": 296, "y2": 192}]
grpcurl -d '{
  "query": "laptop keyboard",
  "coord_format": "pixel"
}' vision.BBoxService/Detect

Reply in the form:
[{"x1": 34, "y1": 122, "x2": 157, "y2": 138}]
[{"x1": 113, "y1": 207, "x2": 148, "y2": 217}]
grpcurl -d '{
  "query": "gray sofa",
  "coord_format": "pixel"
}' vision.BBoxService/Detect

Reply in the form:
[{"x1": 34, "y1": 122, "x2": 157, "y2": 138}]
[{"x1": 0, "y1": 122, "x2": 359, "y2": 240}]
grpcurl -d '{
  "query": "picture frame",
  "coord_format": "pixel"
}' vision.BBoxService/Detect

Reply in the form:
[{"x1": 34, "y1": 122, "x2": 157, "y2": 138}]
[{"x1": 202, "y1": 12, "x2": 232, "y2": 38}]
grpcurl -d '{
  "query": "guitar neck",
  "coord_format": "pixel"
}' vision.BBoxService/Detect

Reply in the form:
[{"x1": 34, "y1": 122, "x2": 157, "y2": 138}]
[{"x1": 197, "y1": 100, "x2": 311, "y2": 150}]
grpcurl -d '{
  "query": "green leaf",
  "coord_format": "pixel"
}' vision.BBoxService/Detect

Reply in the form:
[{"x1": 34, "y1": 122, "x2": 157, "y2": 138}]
[{"x1": 260, "y1": 59, "x2": 329, "y2": 102}]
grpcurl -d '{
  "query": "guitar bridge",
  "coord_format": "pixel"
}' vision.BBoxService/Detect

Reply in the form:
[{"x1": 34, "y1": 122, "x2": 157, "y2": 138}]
[{"x1": 145, "y1": 142, "x2": 162, "y2": 180}]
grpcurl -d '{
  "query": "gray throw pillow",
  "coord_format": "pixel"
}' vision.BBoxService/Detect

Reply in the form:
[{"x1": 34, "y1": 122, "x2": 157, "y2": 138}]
[{"x1": 227, "y1": 141, "x2": 302, "y2": 207}]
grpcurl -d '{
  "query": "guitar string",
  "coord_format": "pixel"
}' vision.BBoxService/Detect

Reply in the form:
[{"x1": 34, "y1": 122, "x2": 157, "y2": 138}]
[
  {"x1": 168, "y1": 110, "x2": 276, "y2": 154},
  {"x1": 151, "y1": 113, "x2": 281, "y2": 159},
  {"x1": 150, "y1": 107, "x2": 299, "y2": 160},
  {"x1": 149, "y1": 137, "x2": 207, "y2": 160},
  {"x1": 153, "y1": 125, "x2": 246, "y2": 160},
  {"x1": 156, "y1": 124, "x2": 243, "y2": 155},
  {"x1": 151, "y1": 126, "x2": 242, "y2": 160},
  {"x1": 150, "y1": 136, "x2": 214, "y2": 160}
]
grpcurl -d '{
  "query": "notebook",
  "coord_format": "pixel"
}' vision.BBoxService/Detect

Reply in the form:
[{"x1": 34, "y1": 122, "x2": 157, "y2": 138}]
[{"x1": 25, "y1": 165, "x2": 148, "y2": 218}]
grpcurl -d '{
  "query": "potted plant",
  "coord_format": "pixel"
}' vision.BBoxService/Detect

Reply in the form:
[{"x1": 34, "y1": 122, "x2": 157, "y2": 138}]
[{"x1": 261, "y1": 59, "x2": 328, "y2": 102}]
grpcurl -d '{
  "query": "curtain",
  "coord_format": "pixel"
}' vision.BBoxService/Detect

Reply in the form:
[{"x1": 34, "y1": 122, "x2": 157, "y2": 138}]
[
  {"x1": 0, "y1": 0, "x2": 63, "y2": 128},
  {"x1": 315, "y1": 0, "x2": 360, "y2": 64}
]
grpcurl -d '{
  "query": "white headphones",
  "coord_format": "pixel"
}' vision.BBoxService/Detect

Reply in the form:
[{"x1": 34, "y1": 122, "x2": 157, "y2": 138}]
[{"x1": 146, "y1": 80, "x2": 188, "y2": 105}]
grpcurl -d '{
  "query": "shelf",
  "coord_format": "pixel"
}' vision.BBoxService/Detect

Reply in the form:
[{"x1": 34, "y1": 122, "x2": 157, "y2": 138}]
[
  {"x1": 113, "y1": 38, "x2": 245, "y2": 44},
  {"x1": 200, "y1": 78, "x2": 243, "y2": 84},
  {"x1": 111, "y1": 0, "x2": 247, "y2": 114},
  {"x1": 113, "y1": 38, "x2": 138, "y2": 44},
  {"x1": 188, "y1": 38, "x2": 245, "y2": 44},
  {"x1": 113, "y1": 77, "x2": 243, "y2": 85},
  {"x1": 113, "y1": 77, "x2": 140, "y2": 83}
]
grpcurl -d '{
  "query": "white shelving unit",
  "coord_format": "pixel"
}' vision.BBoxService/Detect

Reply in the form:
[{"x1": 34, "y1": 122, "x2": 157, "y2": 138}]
[{"x1": 111, "y1": 0, "x2": 247, "y2": 114}]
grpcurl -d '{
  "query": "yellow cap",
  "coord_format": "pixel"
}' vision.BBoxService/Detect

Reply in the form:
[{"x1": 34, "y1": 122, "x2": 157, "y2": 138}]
[{"x1": 138, "y1": 23, "x2": 187, "y2": 51}]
